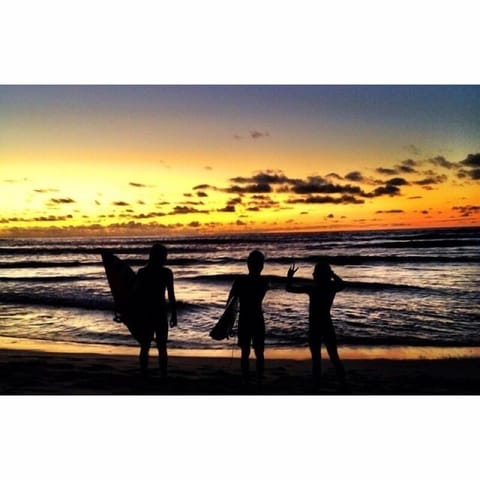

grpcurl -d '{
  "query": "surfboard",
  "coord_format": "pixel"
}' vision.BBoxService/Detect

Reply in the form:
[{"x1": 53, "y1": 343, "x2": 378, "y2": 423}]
[
  {"x1": 209, "y1": 296, "x2": 239, "y2": 341},
  {"x1": 101, "y1": 252, "x2": 147, "y2": 343}
]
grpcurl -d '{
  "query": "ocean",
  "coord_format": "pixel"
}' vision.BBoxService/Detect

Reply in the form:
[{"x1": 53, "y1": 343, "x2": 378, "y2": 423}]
[{"x1": 0, "y1": 227, "x2": 479, "y2": 351}]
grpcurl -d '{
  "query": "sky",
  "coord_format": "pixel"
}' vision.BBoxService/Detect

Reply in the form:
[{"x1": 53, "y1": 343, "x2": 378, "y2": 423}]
[{"x1": 1, "y1": 85, "x2": 479, "y2": 237}]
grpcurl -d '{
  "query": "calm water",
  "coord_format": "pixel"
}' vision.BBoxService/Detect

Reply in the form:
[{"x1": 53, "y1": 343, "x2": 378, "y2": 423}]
[{"x1": 0, "y1": 227, "x2": 479, "y2": 350}]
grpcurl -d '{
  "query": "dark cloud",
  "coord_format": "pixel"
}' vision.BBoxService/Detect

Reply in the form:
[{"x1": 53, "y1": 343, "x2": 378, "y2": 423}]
[
  {"x1": 291, "y1": 176, "x2": 364, "y2": 196},
  {"x1": 287, "y1": 195, "x2": 364, "y2": 205},
  {"x1": 34, "y1": 215, "x2": 73, "y2": 222},
  {"x1": 414, "y1": 174, "x2": 447, "y2": 186},
  {"x1": 224, "y1": 183, "x2": 272, "y2": 194},
  {"x1": 230, "y1": 170, "x2": 290, "y2": 185},
  {"x1": 130, "y1": 212, "x2": 167, "y2": 219},
  {"x1": 112, "y1": 201, "x2": 130, "y2": 206},
  {"x1": 170, "y1": 206, "x2": 209, "y2": 215},
  {"x1": 50, "y1": 198, "x2": 76, "y2": 204},
  {"x1": 197, "y1": 191, "x2": 208, "y2": 198},
  {"x1": 364, "y1": 184, "x2": 401, "y2": 197},
  {"x1": 457, "y1": 154, "x2": 480, "y2": 180},
  {"x1": 452, "y1": 205, "x2": 480, "y2": 217},
  {"x1": 218, "y1": 205, "x2": 236, "y2": 213},
  {"x1": 326, "y1": 173, "x2": 343, "y2": 181},
  {"x1": 188, "y1": 221, "x2": 201, "y2": 228},
  {"x1": 408, "y1": 196, "x2": 422, "y2": 199},
  {"x1": 129, "y1": 182, "x2": 149, "y2": 188},
  {"x1": 460, "y1": 153, "x2": 480, "y2": 168},
  {"x1": 386, "y1": 177, "x2": 409, "y2": 186},
  {"x1": 344, "y1": 171, "x2": 364, "y2": 182},
  {"x1": 183, "y1": 193, "x2": 193, "y2": 197},
  {"x1": 193, "y1": 184, "x2": 212, "y2": 190},
  {"x1": 428, "y1": 156, "x2": 457, "y2": 169},
  {"x1": 376, "y1": 209, "x2": 404, "y2": 214},
  {"x1": 375, "y1": 167, "x2": 398, "y2": 176}
]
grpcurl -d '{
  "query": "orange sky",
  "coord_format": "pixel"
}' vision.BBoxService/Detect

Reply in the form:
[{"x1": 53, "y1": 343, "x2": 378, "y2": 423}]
[{"x1": 1, "y1": 85, "x2": 479, "y2": 237}]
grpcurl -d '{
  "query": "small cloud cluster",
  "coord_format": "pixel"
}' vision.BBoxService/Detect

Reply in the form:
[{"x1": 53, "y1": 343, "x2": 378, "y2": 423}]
[
  {"x1": 452, "y1": 205, "x2": 480, "y2": 217},
  {"x1": 458, "y1": 153, "x2": 480, "y2": 180}
]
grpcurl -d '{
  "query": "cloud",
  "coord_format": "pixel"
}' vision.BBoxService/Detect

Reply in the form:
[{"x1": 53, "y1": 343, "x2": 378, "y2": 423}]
[
  {"x1": 460, "y1": 153, "x2": 480, "y2": 168},
  {"x1": 458, "y1": 154, "x2": 480, "y2": 180},
  {"x1": 287, "y1": 195, "x2": 365, "y2": 205},
  {"x1": 386, "y1": 177, "x2": 409, "y2": 186},
  {"x1": 196, "y1": 191, "x2": 208, "y2": 198},
  {"x1": 112, "y1": 201, "x2": 130, "y2": 206},
  {"x1": 217, "y1": 205, "x2": 236, "y2": 213},
  {"x1": 193, "y1": 184, "x2": 212, "y2": 190},
  {"x1": 326, "y1": 173, "x2": 343, "y2": 181},
  {"x1": 403, "y1": 144, "x2": 421, "y2": 156},
  {"x1": 34, "y1": 215, "x2": 73, "y2": 222},
  {"x1": 223, "y1": 183, "x2": 272, "y2": 194},
  {"x1": 452, "y1": 205, "x2": 480, "y2": 217},
  {"x1": 170, "y1": 206, "x2": 209, "y2": 215},
  {"x1": 291, "y1": 176, "x2": 364, "y2": 196},
  {"x1": 230, "y1": 170, "x2": 290, "y2": 185},
  {"x1": 34, "y1": 188, "x2": 60, "y2": 193},
  {"x1": 375, "y1": 167, "x2": 398, "y2": 176},
  {"x1": 428, "y1": 156, "x2": 457, "y2": 169},
  {"x1": 364, "y1": 184, "x2": 401, "y2": 197},
  {"x1": 188, "y1": 221, "x2": 201, "y2": 228},
  {"x1": 376, "y1": 209, "x2": 404, "y2": 214},
  {"x1": 129, "y1": 182, "x2": 149, "y2": 188},
  {"x1": 344, "y1": 171, "x2": 364, "y2": 182},
  {"x1": 250, "y1": 130, "x2": 270, "y2": 139},
  {"x1": 50, "y1": 197, "x2": 76, "y2": 204},
  {"x1": 414, "y1": 174, "x2": 448, "y2": 186}
]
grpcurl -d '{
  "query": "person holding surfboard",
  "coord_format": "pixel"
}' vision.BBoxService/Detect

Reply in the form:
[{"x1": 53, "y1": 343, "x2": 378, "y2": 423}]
[
  {"x1": 228, "y1": 250, "x2": 269, "y2": 386},
  {"x1": 286, "y1": 262, "x2": 346, "y2": 389},
  {"x1": 134, "y1": 243, "x2": 177, "y2": 378}
]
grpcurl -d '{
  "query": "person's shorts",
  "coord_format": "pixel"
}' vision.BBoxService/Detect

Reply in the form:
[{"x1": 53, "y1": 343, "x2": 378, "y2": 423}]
[
  {"x1": 237, "y1": 315, "x2": 265, "y2": 350},
  {"x1": 141, "y1": 312, "x2": 168, "y2": 346}
]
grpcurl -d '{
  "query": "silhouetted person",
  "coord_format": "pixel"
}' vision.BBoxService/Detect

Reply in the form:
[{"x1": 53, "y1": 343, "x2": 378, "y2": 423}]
[
  {"x1": 135, "y1": 243, "x2": 177, "y2": 378},
  {"x1": 286, "y1": 262, "x2": 345, "y2": 389},
  {"x1": 228, "y1": 250, "x2": 269, "y2": 385}
]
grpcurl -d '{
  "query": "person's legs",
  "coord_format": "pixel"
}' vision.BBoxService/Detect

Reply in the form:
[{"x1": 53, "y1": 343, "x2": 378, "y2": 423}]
[
  {"x1": 139, "y1": 342, "x2": 150, "y2": 374},
  {"x1": 157, "y1": 343, "x2": 168, "y2": 379},
  {"x1": 253, "y1": 346, "x2": 264, "y2": 384},
  {"x1": 240, "y1": 345, "x2": 251, "y2": 383},
  {"x1": 252, "y1": 323, "x2": 265, "y2": 384},
  {"x1": 324, "y1": 327, "x2": 345, "y2": 384},
  {"x1": 155, "y1": 319, "x2": 169, "y2": 379},
  {"x1": 309, "y1": 342, "x2": 322, "y2": 386}
]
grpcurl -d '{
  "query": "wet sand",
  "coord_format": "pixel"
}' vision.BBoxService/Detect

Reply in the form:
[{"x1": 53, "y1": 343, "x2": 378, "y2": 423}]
[{"x1": 1, "y1": 336, "x2": 479, "y2": 394}]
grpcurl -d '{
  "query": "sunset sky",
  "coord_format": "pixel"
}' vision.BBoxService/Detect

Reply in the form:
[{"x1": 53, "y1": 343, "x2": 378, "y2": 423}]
[{"x1": 1, "y1": 85, "x2": 479, "y2": 237}]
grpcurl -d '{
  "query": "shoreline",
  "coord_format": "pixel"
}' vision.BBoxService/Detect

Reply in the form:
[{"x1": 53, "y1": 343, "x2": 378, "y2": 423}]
[
  {"x1": 1, "y1": 335, "x2": 480, "y2": 360},
  {"x1": 1, "y1": 335, "x2": 480, "y2": 394}
]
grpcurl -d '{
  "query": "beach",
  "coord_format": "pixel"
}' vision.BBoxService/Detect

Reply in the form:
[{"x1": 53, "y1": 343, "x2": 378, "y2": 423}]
[{"x1": 1, "y1": 336, "x2": 479, "y2": 395}]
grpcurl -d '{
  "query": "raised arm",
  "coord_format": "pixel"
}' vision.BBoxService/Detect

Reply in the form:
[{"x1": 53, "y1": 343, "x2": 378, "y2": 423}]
[
  {"x1": 167, "y1": 269, "x2": 177, "y2": 327},
  {"x1": 331, "y1": 269, "x2": 345, "y2": 292},
  {"x1": 285, "y1": 264, "x2": 310, "y2": 294}
]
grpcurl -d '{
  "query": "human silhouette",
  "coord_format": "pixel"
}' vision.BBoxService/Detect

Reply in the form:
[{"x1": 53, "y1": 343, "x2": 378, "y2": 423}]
[
  {"x1": 228, "y1": 250, "x2": 269, "y2": 385},
  {"x1": 286, "y1": 262, "x2": 345, "y2": 389},
  {"x1": 134, "y1": 243, "x2": 177, "y2": 378}
]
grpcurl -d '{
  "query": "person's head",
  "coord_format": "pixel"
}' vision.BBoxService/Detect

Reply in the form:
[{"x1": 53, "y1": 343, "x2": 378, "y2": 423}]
[
  {"x1": 149, "y1": 243, "x2": 167, "y2": 266},
  {"x1": 247, "y1": 250, "x2": 264, "y2": 275},
  {"x1": 313, "y1": 262, "x2": 332, "y2": 282}
]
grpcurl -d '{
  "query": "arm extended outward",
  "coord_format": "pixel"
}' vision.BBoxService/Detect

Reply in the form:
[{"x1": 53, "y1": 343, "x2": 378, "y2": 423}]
[{"x1": 285, "y1": 264, "x2": 310, "y2": 294}]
